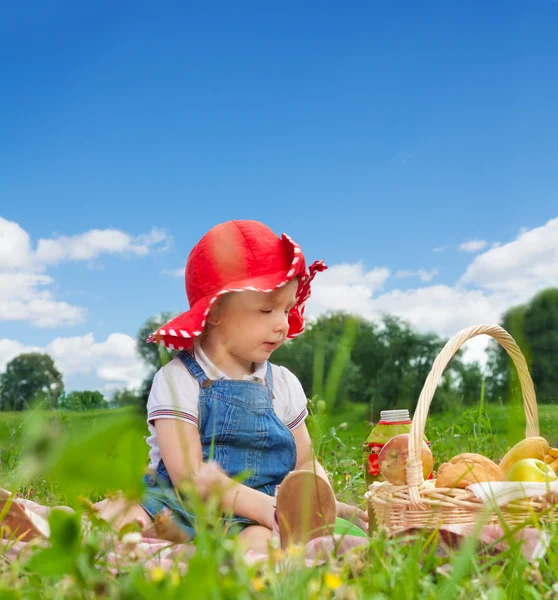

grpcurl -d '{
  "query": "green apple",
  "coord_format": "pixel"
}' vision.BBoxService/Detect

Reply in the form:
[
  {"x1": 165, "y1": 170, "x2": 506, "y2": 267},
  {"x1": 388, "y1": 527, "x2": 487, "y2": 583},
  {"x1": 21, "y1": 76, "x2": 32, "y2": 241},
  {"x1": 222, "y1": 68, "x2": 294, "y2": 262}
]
[{"x1": 507, "y1": 458, "x2": 557, "y2": 483}]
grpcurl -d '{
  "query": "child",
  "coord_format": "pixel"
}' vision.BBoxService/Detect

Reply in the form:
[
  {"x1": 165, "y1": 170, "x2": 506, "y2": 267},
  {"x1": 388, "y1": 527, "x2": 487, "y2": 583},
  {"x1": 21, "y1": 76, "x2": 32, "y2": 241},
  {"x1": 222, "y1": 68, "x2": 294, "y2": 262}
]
[
  {"x1": 116, "y1": 220, "x2": 367, "y2": 551},
  {"x1": 6, "y1": 220, "x2": 367, "y2": 552}
]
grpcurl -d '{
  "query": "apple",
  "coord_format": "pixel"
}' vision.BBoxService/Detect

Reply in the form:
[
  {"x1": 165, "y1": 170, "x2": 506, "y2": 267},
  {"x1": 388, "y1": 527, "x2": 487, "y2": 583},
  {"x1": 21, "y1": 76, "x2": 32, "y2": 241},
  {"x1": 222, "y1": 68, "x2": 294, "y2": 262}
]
[
  {"x1": 378, "y1": 433, "x2": 433, "y2": 486},
  {"x1": 507, "y1": 458, "x2": 557, "y2": 483}
]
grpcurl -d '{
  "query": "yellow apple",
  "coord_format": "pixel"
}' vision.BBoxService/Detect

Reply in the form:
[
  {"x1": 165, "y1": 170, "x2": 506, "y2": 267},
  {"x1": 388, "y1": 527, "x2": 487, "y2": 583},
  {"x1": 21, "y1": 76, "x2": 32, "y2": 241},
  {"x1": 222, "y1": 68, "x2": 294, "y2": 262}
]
[{"x1": 507, "y1": 458, "x2": 557, "y2": 483}]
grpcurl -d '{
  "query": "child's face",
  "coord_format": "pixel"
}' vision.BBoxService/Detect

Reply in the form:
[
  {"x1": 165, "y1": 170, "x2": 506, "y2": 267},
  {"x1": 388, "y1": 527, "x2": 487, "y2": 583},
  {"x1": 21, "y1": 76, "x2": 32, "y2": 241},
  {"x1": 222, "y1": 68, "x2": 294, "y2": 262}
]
[{"x1": 212, "y1": 278, "x2": 299, "y2": 364}]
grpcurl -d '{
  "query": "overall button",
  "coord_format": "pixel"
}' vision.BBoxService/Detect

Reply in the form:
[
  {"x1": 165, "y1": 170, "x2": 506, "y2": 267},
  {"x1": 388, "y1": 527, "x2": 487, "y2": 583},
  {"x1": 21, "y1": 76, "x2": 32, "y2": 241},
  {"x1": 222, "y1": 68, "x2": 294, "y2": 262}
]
[{"x1": 201, "y1": 379, "x2": 212, "y2": 388}]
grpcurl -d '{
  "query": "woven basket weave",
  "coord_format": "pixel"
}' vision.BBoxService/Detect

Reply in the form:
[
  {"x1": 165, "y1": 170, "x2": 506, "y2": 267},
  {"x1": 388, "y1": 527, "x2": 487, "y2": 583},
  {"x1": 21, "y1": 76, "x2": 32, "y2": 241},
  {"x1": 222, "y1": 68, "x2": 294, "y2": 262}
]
[{"x1": 365, "y1": 324, "x2": 558, "y2": 533}]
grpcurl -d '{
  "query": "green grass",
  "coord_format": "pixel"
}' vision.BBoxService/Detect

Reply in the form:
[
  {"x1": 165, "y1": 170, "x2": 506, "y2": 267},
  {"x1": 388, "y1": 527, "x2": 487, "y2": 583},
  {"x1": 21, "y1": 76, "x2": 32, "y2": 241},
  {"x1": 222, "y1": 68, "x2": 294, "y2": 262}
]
[{"x1": 2, "y1": 402, "x2": 558, "y2": 598}]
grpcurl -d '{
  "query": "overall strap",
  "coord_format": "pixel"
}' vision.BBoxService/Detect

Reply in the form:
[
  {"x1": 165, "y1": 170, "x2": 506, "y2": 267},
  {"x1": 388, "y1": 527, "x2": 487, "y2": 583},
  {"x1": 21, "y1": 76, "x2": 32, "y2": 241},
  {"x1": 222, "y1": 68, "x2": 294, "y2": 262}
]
[
  {"x1": 265, "y1": 362, "x2": 274, "y2": 397},
  {"x1": 176, "y1": 351, "x2": 211, "y2": 387}
]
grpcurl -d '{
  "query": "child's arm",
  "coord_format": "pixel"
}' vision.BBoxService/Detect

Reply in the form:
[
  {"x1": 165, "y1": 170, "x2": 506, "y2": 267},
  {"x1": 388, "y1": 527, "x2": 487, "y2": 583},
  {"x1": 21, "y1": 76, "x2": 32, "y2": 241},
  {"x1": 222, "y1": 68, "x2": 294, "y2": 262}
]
[
  {"x1": 291, "y1": 422, "x2": 369, "y2": 530},
  {"x1": 155, "y1": 419, "x2": 276, "y2": 529},
  {"x1": 291, "y1": 422, "x2": 331, "y2": 483}
]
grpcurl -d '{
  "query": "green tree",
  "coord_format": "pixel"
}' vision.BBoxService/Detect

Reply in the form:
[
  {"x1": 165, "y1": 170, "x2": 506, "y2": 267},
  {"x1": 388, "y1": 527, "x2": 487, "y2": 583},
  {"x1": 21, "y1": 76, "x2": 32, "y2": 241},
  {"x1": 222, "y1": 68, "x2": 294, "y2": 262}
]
[
  {"x1": 273, "y1": 311, "x2": 455, "y2": 417},
  {"x1": 136, "y1": 312, "x2": 178, "y2": 372},
  {"x1": 524, "y1": 288, "x2": 558, "y2": 403},
  {"x1": 455, "y1": 361, "x2": 484, "y2": 405},
  {"x1": 112, "y1": 388, "x2": 141, "y2": 408},
  {"x1": 136, "y1": 312, "x2": 179, "y2": 406},
  {"x1": 0, "y1": 353, "x2": 64, "y2": 411},
  {"x1": 485, "y1": 290, "x2": 558, "y2": 405},
  {"x1": 370, "y1": 317, "x2": 450, "y2": 417},
  {"x1": 486, "y1": 304, "x2": 529, "y2": 402},
  {"x1": 272, "y1": 313, "x2": 364, "y2": 409},
  {"x1": 59, "y1": 390, "x2": 108, "y2": 411}
]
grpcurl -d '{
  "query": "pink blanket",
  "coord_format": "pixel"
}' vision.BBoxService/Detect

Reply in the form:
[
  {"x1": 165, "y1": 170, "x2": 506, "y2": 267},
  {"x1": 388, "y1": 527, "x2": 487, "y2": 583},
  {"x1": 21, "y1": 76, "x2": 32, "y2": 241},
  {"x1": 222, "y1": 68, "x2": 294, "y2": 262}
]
[{"x1": 0, "y1": 496, "x2": 548, "y2": 573}]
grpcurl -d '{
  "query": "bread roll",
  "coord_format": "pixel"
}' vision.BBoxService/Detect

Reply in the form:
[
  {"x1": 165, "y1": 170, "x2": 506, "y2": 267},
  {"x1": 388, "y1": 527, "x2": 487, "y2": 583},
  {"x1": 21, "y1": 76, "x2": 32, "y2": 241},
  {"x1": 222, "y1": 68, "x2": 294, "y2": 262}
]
[{"x1": 435, "y1": 453, "x2": 503, "y2": 489}]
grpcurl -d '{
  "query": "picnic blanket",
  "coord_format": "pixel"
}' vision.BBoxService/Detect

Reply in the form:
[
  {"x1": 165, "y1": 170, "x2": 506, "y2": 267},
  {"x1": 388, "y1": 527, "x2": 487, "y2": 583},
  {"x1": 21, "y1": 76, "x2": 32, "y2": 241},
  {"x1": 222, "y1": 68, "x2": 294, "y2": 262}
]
[{"x1": 0, "y1": 495, "x2": 549, "y2": 573}]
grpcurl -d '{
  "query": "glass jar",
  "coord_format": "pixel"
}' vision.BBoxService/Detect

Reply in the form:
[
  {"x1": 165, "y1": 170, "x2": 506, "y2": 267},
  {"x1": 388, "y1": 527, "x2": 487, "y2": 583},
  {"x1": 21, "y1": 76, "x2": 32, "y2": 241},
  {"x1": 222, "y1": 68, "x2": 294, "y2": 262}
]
[{"x1": 362, "y1": 409, "x2": 412, "y2": 488}]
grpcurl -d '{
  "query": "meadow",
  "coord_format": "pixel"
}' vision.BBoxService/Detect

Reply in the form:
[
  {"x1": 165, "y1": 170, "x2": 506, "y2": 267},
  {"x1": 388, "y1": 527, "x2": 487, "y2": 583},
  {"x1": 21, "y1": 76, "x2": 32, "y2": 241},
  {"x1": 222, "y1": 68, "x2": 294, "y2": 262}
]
[{"x1": 1, "y1": 398, "x2": 558, "y2": 599}]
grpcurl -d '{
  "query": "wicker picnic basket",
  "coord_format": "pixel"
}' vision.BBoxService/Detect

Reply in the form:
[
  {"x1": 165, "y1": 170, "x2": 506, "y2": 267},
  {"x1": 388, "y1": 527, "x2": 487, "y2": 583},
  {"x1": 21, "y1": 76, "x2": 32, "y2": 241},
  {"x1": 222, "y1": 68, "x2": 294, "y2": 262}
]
[{"x1": 366, "y1": 324, "x2": 558, "y2": 533}]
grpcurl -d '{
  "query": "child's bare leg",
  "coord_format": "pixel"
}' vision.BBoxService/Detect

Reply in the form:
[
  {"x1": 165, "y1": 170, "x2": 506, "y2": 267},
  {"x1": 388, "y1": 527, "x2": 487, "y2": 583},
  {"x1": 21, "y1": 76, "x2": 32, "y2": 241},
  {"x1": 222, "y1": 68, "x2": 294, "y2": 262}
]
[
  {"x1": 94, "y1": 496, "x2": 153, "y2": 531},
  {"x1": 238, "y1": 525, "x2": 272, "y2": 554}
]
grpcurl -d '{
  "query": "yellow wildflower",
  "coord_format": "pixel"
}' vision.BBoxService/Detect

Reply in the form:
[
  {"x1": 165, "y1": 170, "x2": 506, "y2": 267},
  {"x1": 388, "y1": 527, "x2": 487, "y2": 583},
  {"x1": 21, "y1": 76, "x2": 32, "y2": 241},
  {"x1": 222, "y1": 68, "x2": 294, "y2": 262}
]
[
  {"x1": 324, "y1": 572, "x2": 342, "y2": 590},
  {"x1": 252, "y1": 577, "x2": 266, "y2": 592},
  {"x1": 270, "y1": 547, "x2": 283, "y2": 563},
  {"x1": 170, "y1": 571, "x2": 181, "y2": 586},
  {"x1": 150, "y1": 566, "x2": 166, "y2": 583},
  {"x1": 286, "y1": 544, "x2": 304, "y2": 559}
]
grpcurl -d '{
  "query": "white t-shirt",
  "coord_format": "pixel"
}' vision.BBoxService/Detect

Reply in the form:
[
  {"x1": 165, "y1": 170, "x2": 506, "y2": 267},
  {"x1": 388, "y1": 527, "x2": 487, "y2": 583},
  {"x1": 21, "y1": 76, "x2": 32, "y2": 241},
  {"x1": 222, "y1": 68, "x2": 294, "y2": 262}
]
[{"x1": 145, "y1": 342, "x2": 309, "y2": 469}]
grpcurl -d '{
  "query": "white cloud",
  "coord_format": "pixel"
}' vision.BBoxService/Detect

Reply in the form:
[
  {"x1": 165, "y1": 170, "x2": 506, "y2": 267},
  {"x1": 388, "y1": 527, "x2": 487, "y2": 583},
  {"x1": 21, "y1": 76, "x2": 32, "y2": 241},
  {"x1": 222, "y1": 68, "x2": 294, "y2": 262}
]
[
  {"x1": 432, "y1": 247, "x2": 445, "y2": 253},
  {"x1": 459, "y1": 239, "x2": 488, "y2": 253},
  {"x1": 460, "y1": 217, "x2": 558, "y2": 296},
  {"x1": 0, "y1": 339, "x2": 40, "y2": 371},
  {"x1": 317, "y1": 263, "x2": 390, "y2": 289},
  {"x1": 35, "y1": 227, "x2": 171, "y2": 265},
  {"x1": 364, "y1": 286, "x2": 507, "y2": 337},
  {"x1": 0, "y1": 219, "x2": 35, "y2": 270},
  {"x1": 0, "y1": 332, "x2": 149, "y2": 390},
  {"x1": 306, "y1": 216, "x2": 558, "y2": 366},
  {"x1": 0, "y1": 273, "x2": 85, "y2": 327},
  {"x1": 308, "y1": 264, "x2": 390, "y2": 316},
  {"x1": 394, "y1": 268, "x2": 438, "y2": 282},
  {"x1": 0, "y1": 217, "x2": 171, "y2": 328},
  {"x1": 307, "y1": 279, "x2": 507, "y2": 365}
]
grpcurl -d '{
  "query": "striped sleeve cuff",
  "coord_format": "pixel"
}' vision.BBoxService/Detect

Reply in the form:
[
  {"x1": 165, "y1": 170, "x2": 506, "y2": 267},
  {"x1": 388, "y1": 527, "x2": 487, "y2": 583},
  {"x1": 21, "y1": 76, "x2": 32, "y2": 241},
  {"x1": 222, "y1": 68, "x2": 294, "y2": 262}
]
[
  {"x1": 148, "y1": 408, "x2": 198, "y2": 426},
  {"x1": 287, "y1": 407, "x2": 308, "y2": 430}
]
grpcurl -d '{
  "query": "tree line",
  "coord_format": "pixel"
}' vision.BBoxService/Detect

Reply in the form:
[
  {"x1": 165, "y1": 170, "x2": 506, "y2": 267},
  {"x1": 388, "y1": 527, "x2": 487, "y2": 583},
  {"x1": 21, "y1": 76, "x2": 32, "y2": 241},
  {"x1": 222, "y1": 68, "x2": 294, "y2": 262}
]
[{"x1": 1, "y1": 288, "x2": 556, "y2": 415}]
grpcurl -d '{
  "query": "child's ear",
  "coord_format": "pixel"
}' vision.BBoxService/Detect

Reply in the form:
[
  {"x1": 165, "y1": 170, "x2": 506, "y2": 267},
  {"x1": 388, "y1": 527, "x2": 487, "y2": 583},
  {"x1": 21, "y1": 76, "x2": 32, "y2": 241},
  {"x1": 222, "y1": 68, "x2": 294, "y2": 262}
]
[
  {"x1": 207, "y1": 293, "x2": 231, "y2": 326},
  {"x1": 207, "y1": 303, "x2": 222, "y2": 326},
  {"x1": 207, "y1": 313, "x2": 220, "y2": 326}
]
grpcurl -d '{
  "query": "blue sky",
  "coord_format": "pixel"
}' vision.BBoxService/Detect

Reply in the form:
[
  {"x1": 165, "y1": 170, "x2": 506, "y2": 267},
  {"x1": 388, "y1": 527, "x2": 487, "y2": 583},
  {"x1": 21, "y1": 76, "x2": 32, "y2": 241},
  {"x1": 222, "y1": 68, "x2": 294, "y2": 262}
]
[{"x1": 1, "y1": 1, "x2": 558, "y2": 392}]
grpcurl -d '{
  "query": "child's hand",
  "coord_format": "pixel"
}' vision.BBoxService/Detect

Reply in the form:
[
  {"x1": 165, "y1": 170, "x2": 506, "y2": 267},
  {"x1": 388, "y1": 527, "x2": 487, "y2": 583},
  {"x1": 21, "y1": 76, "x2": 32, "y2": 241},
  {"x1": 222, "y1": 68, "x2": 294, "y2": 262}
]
[
  {"x1": 335, "y1": 500, "x2": 369, "y2": 533},
  {"x1": 194, "y1": 461, "x2": 227, "y2": 500}
]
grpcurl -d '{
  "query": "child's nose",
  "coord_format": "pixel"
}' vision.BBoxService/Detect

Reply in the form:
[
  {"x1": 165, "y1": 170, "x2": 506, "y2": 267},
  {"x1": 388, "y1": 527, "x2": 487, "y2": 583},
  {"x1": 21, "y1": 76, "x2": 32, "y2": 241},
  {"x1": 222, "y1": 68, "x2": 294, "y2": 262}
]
[{"x1": 274, "y1": 312, "x2": 289, "y2": 333}]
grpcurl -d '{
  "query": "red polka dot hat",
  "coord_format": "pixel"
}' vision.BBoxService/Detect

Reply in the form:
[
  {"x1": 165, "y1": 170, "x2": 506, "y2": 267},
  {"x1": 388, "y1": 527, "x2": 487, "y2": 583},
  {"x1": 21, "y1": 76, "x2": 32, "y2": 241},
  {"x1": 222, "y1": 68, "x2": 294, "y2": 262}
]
[{"x1": 147, "y1": 220, "x2": 327, "y2": 350}]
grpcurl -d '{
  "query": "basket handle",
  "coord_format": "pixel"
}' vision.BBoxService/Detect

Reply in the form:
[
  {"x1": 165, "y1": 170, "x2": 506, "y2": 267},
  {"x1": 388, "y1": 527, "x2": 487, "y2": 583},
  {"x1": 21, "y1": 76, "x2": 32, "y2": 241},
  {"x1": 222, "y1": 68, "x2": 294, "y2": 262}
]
[{"x1": 406, "y1": 324, "x2": 538, "y2": 506}]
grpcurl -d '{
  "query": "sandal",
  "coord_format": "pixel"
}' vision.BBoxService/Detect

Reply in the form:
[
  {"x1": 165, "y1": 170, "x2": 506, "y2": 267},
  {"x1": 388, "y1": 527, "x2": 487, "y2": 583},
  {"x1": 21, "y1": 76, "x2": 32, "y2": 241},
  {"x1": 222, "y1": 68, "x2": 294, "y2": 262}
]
[
  {"x1": 0, "y1": 488, "x2": 50, "y2": 541},
  {"x1": 274, "y1": 470, "x2": 336, "y2": 549}
]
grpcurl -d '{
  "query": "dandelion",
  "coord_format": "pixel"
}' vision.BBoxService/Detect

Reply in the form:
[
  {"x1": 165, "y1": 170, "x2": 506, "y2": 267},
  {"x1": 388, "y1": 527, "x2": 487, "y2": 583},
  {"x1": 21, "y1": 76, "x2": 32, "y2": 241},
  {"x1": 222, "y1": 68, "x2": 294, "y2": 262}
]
[
  {"x1": 324, "y1": 572, "x2": 342, "y2": 590},
  {"x1": 251, "y1": 577, "x2": 265, "y2": 592},
  {"x1": 150, "y1": 566, "x2": 166, "y2": 583}
]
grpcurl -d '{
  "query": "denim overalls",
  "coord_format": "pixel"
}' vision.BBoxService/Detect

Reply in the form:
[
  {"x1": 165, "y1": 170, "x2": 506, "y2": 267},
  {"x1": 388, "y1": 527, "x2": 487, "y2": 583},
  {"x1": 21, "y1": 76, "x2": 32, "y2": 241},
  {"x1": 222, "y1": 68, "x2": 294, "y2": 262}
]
[{"x1": 141, "y1": 351, "x2": 298, "y2": 539}]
